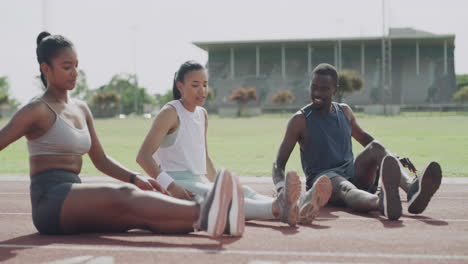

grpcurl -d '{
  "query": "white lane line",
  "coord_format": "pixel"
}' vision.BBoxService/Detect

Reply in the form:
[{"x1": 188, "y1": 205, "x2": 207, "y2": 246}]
[
  {"x1": 0, "y1": 244, "x2": 467, "y2": 261},
  {"x1": 0, "y1": 213, "x2": 31, "y2": 215},
  {"x1": 46, "y1": 256, "x2": 94, "y2": 264},
  {"x1": 249, "y1": 261, "x2": 370, "y2": 264},
  {"x1": 45, "y1": 256, "x2": 115, "y2": 264},
  {"x1": 1, "y1": 193, "x2": 468, "y2": 200},
  {"x1": 315, "y1": 217, "x2": 468, "y2": 222},
  {"x1": 1, "y1": 213, "x2": 467, "y2": 222},
  {"x1": 435, "y1": 197, "x2": 468, "y2": 200},
  {"x1": 85, "y1": 256, "x2": 114, "y2": 264}
]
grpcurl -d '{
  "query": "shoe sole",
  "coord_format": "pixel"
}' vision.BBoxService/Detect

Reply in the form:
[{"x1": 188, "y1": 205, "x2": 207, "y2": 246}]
[
  {"x1": 299, "y1": 175, "x2": 332, "y2": 225},
  {"x1": 206, "y1": 169, "x2": 233, "y2": 237},
  {"x1": 228, "y1": 173, "x2": 245, "y2": 236},
  {"x1": 281, "y1": 171, "x2": 302, "y2": 227},
  {"x1": 380, "y1": 156, "x2": 402, "y2": 220},
  {"x1": 408, "y1": 162, "x2": 442, "y2": 214}
]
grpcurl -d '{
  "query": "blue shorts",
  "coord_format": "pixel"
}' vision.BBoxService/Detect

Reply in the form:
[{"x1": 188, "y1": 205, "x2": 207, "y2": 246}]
[{"x1": 30, "y1": 170, "x2": 81, "y2": 234}]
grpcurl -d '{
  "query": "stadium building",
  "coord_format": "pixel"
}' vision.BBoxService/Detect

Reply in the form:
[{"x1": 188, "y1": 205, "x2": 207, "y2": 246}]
[{"x1": 193, "y1": 28, "x2": 456, "y2": 108}]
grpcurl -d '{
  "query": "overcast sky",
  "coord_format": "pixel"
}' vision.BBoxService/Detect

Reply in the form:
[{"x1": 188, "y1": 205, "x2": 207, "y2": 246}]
[{"x1": 0, "y1": 0, "x2": 466, "y2": 104}]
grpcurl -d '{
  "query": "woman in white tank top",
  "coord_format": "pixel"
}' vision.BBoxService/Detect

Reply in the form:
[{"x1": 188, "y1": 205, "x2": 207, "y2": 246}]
[{"x1": 137, "y1": 61, "x2": 317, "y2": 227}]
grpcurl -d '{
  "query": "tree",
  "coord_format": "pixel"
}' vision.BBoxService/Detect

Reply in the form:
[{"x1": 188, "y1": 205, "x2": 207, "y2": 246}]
[
  {"x1": 456, "y1": 74, "x2": 468, "y2": 89},
  {"x1": 207, "y1": 87, "x2": 216, "y2": 102},
  {"x1": 453, "y1": 86, "x2": 468, "y2": 104},
  {"x1": 99, "y1": 73, "x2": 155, "y2": 115},
  {"x1": 155, "y1": 89, "x2": 173, "y2": 107},
  {"x1": 228, "y1": 87, "x2": 258, "y2": 117},
  {"x1": 0, "y1": 76, "x2": 20, "y2": 118},
  {"x1": 337, "y1": 70, "x2": 364, "y2": 103},
  {"x1": 71, "y1": 69, "x2": 92, "y2": 101},
  {"x1": 271, "y1": 90, "x2": 295, "y2": 104},
  {"x1": 92, "y1": 89, "x2": 120, "y2": 118},
  {"x1": 0, "y1": 76, "x2": 10, "y2": 103}
]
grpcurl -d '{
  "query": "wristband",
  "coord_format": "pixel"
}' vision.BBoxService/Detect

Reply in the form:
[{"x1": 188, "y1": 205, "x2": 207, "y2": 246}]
[
  {"x1": 156, "y1": 171, "x2": 174, "y2": 190},
  {"x1": 129, "y1": 174, "x2": 137, "y2": 184}
]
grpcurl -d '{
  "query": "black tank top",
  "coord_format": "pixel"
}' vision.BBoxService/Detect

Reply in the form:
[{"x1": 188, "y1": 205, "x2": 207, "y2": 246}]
[{"x1": 300, "y1": 102, "x2": 354, "y2": 190}]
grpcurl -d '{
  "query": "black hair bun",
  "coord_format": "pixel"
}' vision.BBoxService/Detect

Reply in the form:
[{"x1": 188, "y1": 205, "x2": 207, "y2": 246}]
[{"x1": 36, "y1": 31, "x2": 51, "y2": 46}]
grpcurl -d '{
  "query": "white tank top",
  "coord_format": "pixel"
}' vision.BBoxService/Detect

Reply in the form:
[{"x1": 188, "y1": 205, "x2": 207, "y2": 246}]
[{"x1": 153, "y1": 100, "x2": 207, "y2": 175}]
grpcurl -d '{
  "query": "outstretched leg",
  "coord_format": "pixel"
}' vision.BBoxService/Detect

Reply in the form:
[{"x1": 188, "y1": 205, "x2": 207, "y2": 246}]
[
  {"x1": 329, "y1": 175, "x2": 379, "y2": 213},
  {"x1": 272, "y1": 171, "x2": 302, "y2": 226},
  {"x1": 298, "y1": 175, "x2": 332, "y2": 224},
  {"x1": 60, "y1": 183, "x2": 199, "y2": 234},
  {"x1": 172, "y1": 171, "x2": 302, "y2": 224}
]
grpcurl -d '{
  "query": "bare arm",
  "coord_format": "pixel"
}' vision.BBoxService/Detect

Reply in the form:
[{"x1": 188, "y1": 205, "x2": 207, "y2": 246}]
[
  {"x1": 81, "y1": 102, "x2": 164, "y2": 192},
  {"x1": 136, "y1": 105, "x2": 194, "y2": 200},
  {"x1": 341, "y1": 104, "x2": 417, "y2": 172},
  {"x1": 340, "y1": 103, "x2": 374, "y2": 147},
  {"x1": 203, "y1": 109, "x2": 216, "y2": 182},
  {"x1": 0, "y1": 103, "x2": 41, "y2": 151},
  {"x1": 136, "y1": 105, "x2": 178, "y2": 179},
  {"x1": 273, "y1": 112, "x2": 304, "y2": 191}
]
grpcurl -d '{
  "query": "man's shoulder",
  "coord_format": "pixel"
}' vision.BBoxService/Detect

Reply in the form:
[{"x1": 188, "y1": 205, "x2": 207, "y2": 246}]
[
  {"x1": 335, "y1": 102, "x2": 353, "y2": 120},
  {"x1": 300, "y1": 103, "x2": 313, "y2": 111},
  {"x1": 299, "y1": 103, "x2": 314, "y2": 117},
  {"x1": 335, "y1": 102, "x2": 351, "y2": 110},
  {"x1": 288, "y1": 110, "x2": 306, "y2": 128}
]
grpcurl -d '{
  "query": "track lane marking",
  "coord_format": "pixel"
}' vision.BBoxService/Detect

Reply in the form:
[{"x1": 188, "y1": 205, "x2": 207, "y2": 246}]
[{"x1": 0, "y1": 244, "x2": 467, "y2": 261}]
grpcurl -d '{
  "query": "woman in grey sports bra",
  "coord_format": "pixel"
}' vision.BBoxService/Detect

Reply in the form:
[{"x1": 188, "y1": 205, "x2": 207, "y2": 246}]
[{"x1": 0, "y1": 31, "x2": 244, "y2": 238}]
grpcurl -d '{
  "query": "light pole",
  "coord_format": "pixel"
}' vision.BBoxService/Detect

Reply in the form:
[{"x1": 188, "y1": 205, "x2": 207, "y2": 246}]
[
  {"x1": 41, "y1": 0, "x2": 48, "y2": 30},
  {"x1": 381, "y1": 0, "x2": 386, "y2": 113},
  {"x1": 130, "y1": 25, "x2": 139, "y2": 114}
]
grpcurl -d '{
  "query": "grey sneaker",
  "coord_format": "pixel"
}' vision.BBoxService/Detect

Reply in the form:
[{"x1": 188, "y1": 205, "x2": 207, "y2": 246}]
[
  {"x1": 298, "y1": 175, "x2": 332, "y2": 225},
  {"x1": 407, "y1": 161, "x2": 442, "y2": 214},
  {"x1": 223, "y1": 172, "x2": 245, "y2": 236},
  {"x1": 275, "y1": 171, "x2": 301, "y2": 227},
  {"x1": 193, "y1": 168, "x2": 233, "y2": 237},
  {"x1": 378, "y1": 155, "x2": 402, "y2": 220}
]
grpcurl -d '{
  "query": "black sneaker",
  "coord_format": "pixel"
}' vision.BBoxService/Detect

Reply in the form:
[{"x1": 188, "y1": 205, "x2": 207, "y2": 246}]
[
  {"x1": 275, "y1": 171, "x2": 301, "y2": 227},
  {"x1": 298, "y1": 175, "x2": 332, "y2": 225},
  {"x1": 193, "y1": 169, "x2": 233, "y2": 237},
  {"x1": 407, "y1": 162, "x2": 442, "y2": 214},
  {"x1": 223, "y1": 172, "x2": 245, "y2": 236},
  {"x1": 378, "y1": 156, "x2": 402, "y2": 220}
]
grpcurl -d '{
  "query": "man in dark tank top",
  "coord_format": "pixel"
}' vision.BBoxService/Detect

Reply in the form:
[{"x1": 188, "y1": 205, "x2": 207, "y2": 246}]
[{"x1": 272, "y1": 63, "x2": 442, "y2": 221}]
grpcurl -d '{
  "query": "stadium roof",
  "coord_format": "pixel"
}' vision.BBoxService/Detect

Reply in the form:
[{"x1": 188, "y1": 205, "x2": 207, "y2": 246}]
[{"x1": 193, "y1": 28, "x2": 455, "y2": 51}]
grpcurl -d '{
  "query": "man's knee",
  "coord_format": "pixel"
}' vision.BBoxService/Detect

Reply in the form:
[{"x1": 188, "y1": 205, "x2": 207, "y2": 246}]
[
  {"x1": 330, "y1": 176, "x2": 356, "y2": 199},
  {"x1": 366, "y1": 141, "x2": 386, "y2": 154}
]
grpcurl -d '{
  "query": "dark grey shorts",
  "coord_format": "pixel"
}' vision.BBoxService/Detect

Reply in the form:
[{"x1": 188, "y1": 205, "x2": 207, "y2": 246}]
[{"x1": 30, "y1": 170, "x2": 81, "y2": 234}]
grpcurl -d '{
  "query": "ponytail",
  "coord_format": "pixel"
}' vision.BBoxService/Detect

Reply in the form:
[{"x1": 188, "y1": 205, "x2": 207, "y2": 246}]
[{"x1": 172, "y1": 72, "x2": 182, "y2": 100}]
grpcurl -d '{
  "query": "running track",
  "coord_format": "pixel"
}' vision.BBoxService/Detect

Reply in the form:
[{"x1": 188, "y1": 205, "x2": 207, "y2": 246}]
[{"x1": 0, "y1": 175, "x2": 467, "y2": 264}]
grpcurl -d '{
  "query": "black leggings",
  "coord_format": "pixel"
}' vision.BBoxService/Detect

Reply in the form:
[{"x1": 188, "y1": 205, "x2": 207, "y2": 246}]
[{"x1": 30, "y1": 170, "x2": 81, "y2": 234}]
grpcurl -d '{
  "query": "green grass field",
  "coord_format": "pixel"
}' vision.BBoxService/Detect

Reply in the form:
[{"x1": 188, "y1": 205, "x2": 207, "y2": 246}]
[{"x1": 0, "y1": 113, "x2": 467, "y2": 177}]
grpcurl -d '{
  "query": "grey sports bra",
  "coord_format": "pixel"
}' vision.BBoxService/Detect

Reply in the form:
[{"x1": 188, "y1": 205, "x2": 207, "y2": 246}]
[{"x1": 27, "y1": 99, "x2": 92, "y2": 156}]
